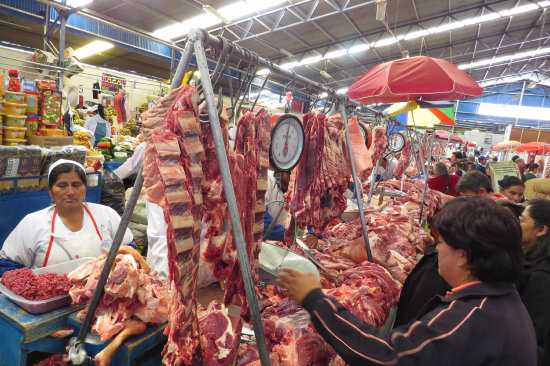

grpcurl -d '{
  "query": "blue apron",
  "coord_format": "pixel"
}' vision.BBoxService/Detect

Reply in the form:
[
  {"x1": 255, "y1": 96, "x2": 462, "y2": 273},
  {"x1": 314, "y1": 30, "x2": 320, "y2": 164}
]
[{"x1": 94, "y1": 121, "x2": 107, "y2": 146}]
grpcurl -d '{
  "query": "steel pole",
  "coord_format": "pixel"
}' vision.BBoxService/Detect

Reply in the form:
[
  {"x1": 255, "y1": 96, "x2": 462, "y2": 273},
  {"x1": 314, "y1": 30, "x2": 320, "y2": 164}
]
[
  {"x1": 74, "y1": 168, "x2": 144, "y2": 343},
  {"x1": 192, "y1": 33, "x2": 271, "y2": 366},
  {"x1": 58, "y1": 4, "x2": 67, "y2": 92},
  {"x1": 170, "y1": 39, "x2": 195, "y2": 90},
  {"x1": 418, "y1": 132, "x2": 434, "y2": 224},
  {"x1": 340, "y1": 103, "x2": 373, "y2": 262}
]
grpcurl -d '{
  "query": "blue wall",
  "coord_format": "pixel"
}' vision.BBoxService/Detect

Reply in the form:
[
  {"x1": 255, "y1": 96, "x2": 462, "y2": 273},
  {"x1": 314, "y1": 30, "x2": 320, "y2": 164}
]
[{"x1": 455, "y1": 82, "x2": 550, "y2": 130}]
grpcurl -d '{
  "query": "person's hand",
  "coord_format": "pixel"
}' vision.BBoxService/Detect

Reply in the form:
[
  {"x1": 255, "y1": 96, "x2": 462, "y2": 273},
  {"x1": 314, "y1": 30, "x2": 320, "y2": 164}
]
[{"x1": 277, "y1": 267, "x2": 321, "y2": 304}]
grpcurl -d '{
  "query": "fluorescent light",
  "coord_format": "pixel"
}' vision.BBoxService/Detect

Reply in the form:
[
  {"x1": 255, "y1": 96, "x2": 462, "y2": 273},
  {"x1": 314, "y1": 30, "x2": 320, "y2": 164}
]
[
  {"x1": 404, "y1": 29, "x2": 430, "y2": 40},
  {"x1": 246, "y1": 0, "x2": 287, "y2": 12},
  {"x1": 151, "y1": 23, "x2": 190, "y2": 41},
  {"x1": 280, "y1": 61, "x2": 300, "y2": 70},
  {"x1": 218, "y1": 2, "x2": 250, "y2": 21},
  {"x1": 184, "y1": 13, "x2": 220, "y2": 29},
  {"x1": 374, "y1": 37, "x2": 398, "y2": 47},
  {"x1": 299, "y1": 55, "x2": 322, "y2": 66},
  {"x1": 151, "y1": 13, "x2": 220, "y2": 40},
  {"x1": 54, "y1": 0, "x2": 93, "y2": 7},
  {"x1": 463, "y1": 12, "x2": 501, "y2": 25},
  {"x1": 427, "y1": 21, "x2": 464, "y2": 33},
  {"x1": 323, "y1": 49, "x2": 347, "y2": 59},
  {"x1": 348, "y1": 43, "x2": 370, "y2": 54},
  {"x1": 74, "y1": 40, "x2": 114, "y2": 59},
  {"x1": 458, "y1": 47, "x2": 550, "y2": 69},
  {"x1": 539, "y1": 1, "x2": 550, "y2": 6},
  {"x1": 337, "y1": 87, "x2": 348, "y2": 94},
  {"x1": 257, "y1": 68, "x2": 270, "y2": 76},
  {"x1": 499, "y1": 4, "x2": 538, "y2": 17},
  {"x1": 320, "y1": 92, "x2": 328, "y2": 98}
]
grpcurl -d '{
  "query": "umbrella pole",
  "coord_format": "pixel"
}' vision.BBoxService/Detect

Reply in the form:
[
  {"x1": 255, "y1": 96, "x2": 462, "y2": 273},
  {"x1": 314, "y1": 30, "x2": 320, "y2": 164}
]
[
  {"x1": 418, "y1": 131, "x2": 434, "y2": 224},
  {"x1": 411, "y1": 112, "x2": 427, "y2": 177},
  {"x1": 405, "y1": 96, "x2": 423, "y2": 178}
]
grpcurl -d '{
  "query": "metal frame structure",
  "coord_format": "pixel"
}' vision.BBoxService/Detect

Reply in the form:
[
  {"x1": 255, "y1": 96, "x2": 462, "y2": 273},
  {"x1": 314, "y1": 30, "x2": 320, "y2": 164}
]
[
  {"x1": 65, "y1": 26, "x2": 382, "y2": 366},
  {"x1": 175, "y1": 28, "x2": 379, "y2": 365},
  {"x1": 3, "y1": 0, "x2": 548, "y2": 92}
]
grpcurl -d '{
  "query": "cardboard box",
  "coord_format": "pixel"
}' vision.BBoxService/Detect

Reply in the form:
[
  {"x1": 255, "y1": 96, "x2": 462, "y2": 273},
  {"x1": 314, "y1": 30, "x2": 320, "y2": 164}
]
[{"x1": 28, "y1": 135, "x2": 74, "y2": 148}]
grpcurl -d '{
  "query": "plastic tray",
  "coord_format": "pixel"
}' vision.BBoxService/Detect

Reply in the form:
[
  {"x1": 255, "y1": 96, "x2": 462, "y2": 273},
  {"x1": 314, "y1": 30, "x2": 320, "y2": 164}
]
[{"x1": 0, "y1": 257, "x2": 92, "y2": 314}]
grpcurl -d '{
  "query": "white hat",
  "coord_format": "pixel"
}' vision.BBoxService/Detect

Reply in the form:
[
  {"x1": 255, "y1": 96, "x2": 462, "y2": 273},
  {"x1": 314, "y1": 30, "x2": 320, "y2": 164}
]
[
  {"x1": 87, "y1": 104, "x2": 99, "y2": 113},
  {"x1": 48, "y1": 159, "x2": 86, "y2": 179}
]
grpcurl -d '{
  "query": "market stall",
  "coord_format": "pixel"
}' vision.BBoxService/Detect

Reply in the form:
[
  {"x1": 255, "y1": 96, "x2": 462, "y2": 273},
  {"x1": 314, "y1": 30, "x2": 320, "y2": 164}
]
[{"x1": 0, "y1": 28, "x2": 476, "y2": 366}]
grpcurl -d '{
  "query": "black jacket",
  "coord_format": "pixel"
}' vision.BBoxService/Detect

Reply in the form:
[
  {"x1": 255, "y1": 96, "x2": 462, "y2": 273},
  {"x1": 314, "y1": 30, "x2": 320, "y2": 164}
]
[
  {"x1": 302, "y1": 281, "x2": 537, "y2": 365},
  {"x1": 517, "y1": 256, "x2": 550, "y2": 365},
  {"x1": 393, "y1": 243, "x2": 450, "y2": 327}
]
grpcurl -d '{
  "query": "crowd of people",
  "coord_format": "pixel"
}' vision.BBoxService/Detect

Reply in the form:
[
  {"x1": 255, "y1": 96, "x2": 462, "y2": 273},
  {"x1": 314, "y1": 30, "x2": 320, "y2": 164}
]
[
  {"x1": 1, "y1": 128, "x2": 549, "y2": 365},
  {"x1": 279, "y1": 148, "x2": 550, "y2": 365}
]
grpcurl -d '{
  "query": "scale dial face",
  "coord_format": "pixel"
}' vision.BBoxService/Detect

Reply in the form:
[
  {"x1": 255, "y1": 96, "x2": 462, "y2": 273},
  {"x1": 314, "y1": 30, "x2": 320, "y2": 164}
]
[
  {"x1": 269, "y1": 114, "x2": 305, "y2": 172},
  {"x1": 387, "y1": 132, "x2": 406, "y2": 153}
]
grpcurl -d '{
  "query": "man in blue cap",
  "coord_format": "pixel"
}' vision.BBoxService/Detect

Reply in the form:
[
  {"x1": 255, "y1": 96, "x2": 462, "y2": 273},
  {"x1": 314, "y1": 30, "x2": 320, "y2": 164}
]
[{"x1": 475, "y1": 155, "x2": 488, "y2": 175}]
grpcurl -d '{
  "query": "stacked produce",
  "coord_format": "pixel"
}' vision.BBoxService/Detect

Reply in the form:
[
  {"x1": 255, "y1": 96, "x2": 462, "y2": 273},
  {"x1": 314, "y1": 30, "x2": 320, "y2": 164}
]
[
  {"x1": 103, "y1": 104, "x2": 117, "y2": 124},
  {"x1": 139, "y1": 102, "x2": 148, "y2": 114},
  {"x1": 72, "y1": 108, "x2": 85, "y2": 127},
  {"x1": 96, "y1": 138, "x2": 115, "y2": 161},
  {"x1": 120, "y1": 118, "x2": 140, "y2": 137},
  {"x1": 73, "y1": 130, "x2": 92, "y2": 149}
]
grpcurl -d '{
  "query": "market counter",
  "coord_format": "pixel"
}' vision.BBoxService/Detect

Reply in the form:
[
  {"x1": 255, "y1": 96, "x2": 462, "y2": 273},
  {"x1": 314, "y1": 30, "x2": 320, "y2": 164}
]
[
  {"x1": 0, "y1": 294, "x2": 83, "y2": 365},
  {"x1": 67, "y1": 314, "x2": 167, "y2": 366}
]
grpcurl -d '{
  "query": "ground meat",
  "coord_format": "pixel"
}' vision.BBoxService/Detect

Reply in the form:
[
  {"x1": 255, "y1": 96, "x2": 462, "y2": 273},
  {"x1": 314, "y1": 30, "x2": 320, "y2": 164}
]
[{"x1": 1, "y1": 268, "x2": 72, "y2": 301}]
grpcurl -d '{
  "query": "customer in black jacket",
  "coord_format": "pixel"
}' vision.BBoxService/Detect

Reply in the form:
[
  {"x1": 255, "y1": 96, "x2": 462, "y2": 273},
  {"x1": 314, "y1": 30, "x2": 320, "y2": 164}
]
[
  {"x1": 518, "y1": 199, "x2": 550, "y2": 365},
  {"x1": 278, "y1": 198, "x2": 537, "y2": 365},
  {"x1": 394, "y1": 197, "x2": 481, "y2": 327}
]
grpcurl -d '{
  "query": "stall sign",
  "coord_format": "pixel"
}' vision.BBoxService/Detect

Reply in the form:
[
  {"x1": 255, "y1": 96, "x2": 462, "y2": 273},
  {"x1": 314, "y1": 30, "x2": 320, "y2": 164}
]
[{"x1": 101, "y1": 73, "x2": 126, "y2": 92}]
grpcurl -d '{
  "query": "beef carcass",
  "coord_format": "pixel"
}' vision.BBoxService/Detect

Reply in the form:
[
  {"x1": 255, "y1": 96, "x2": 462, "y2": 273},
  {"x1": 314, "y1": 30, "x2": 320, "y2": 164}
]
[
  {"x1": 199, "y1": 108, "x2": 270, "y2": 321},
  {"x1": 393, "y1": 139, "x2": 411, "y2": 179},
  {"x1": 284, "y1": 112, "x2": 350, "y2": 240},
  {"x1": 236, "y1": 344, "x2": 281, "y2": 366},
  {"x1": 370, "y1": 126, "x2": 388, "y2": 166},
  {"x1": 68, "y1": 250, "x2": 169, "y2": 343},
  {"x1": 326, "y1": 261, "x2": 401, "y2": 328},
  {"x1": 198, "y1": 301, "x2": 242, "y2": 365},
  {"x1": 346, "y1": 116, "x2": 372, "y2": 180},
  {"x1": 239, "y1": 262, "x2": 401, "y2": 366},
  {"x1": 222, "y1": 109, "x2": 271, "y2": 321},
  {"x1": 141, "y1": 87, "x2": 182, "y2": 205},
  {"x1": 323, "y1": 200, "x2": 433, "y2": 283},
  {"x1": 149, "y1": 130, "x2": 201, "y2": 365}
]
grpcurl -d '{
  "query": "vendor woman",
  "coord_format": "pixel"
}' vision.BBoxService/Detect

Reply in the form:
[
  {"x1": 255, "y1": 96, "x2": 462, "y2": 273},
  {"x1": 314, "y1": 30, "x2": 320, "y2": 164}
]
[
  {"x1": 84, "y1": 104, "x2": 111, "y2": 146},
  {"x1": 0, "y1": 160, "x2": 133, "y2": 269}
]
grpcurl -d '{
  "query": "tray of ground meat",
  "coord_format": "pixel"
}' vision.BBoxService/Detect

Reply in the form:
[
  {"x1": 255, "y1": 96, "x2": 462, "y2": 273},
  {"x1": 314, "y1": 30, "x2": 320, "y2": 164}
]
[{"x1": 0, "y1": 258, "x2": 91, "y2": 314}]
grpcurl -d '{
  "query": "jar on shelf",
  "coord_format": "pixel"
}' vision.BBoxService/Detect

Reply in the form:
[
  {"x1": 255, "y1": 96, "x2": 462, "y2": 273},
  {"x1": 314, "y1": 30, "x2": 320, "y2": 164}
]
[{"x1": 8, "y1": 69, "x2": 21, "y2": 92}]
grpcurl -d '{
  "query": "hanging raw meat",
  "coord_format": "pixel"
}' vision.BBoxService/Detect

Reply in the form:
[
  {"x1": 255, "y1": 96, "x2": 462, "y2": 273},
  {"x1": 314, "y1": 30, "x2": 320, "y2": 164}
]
[
  {"x1": 393, "y1": 139, "x2": 412, "y2": 178},
  {"x1": 68, "y1": 248, "x2": 169, "y2": 342},
  {"x1": 284, "y1": 112, "x2": 350, "y2": 240},
  {"x1": 370, "y1": 126, "x2": 388, "y2": 166},
  {"x1": 347, "y1": 116, "x2": 373, "y2": 180}
]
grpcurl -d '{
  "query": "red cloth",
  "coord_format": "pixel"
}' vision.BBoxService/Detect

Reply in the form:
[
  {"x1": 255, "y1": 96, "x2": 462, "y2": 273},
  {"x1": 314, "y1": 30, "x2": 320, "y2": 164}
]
[{"x1": 427, "y1": 174, "x2": 460, "y2": 197}]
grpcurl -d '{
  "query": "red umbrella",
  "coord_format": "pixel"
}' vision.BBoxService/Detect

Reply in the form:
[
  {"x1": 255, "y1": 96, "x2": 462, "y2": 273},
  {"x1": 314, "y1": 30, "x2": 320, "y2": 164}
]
[
  {"x1": 516, "y1": 142, "x2": 550, "y2": 155},
  {"x1": 346, "y1": 56, "x2": 483, "y2": 103},
  {"x1": 434, "y1": 130, "x2": 464, "y2": 143}
]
